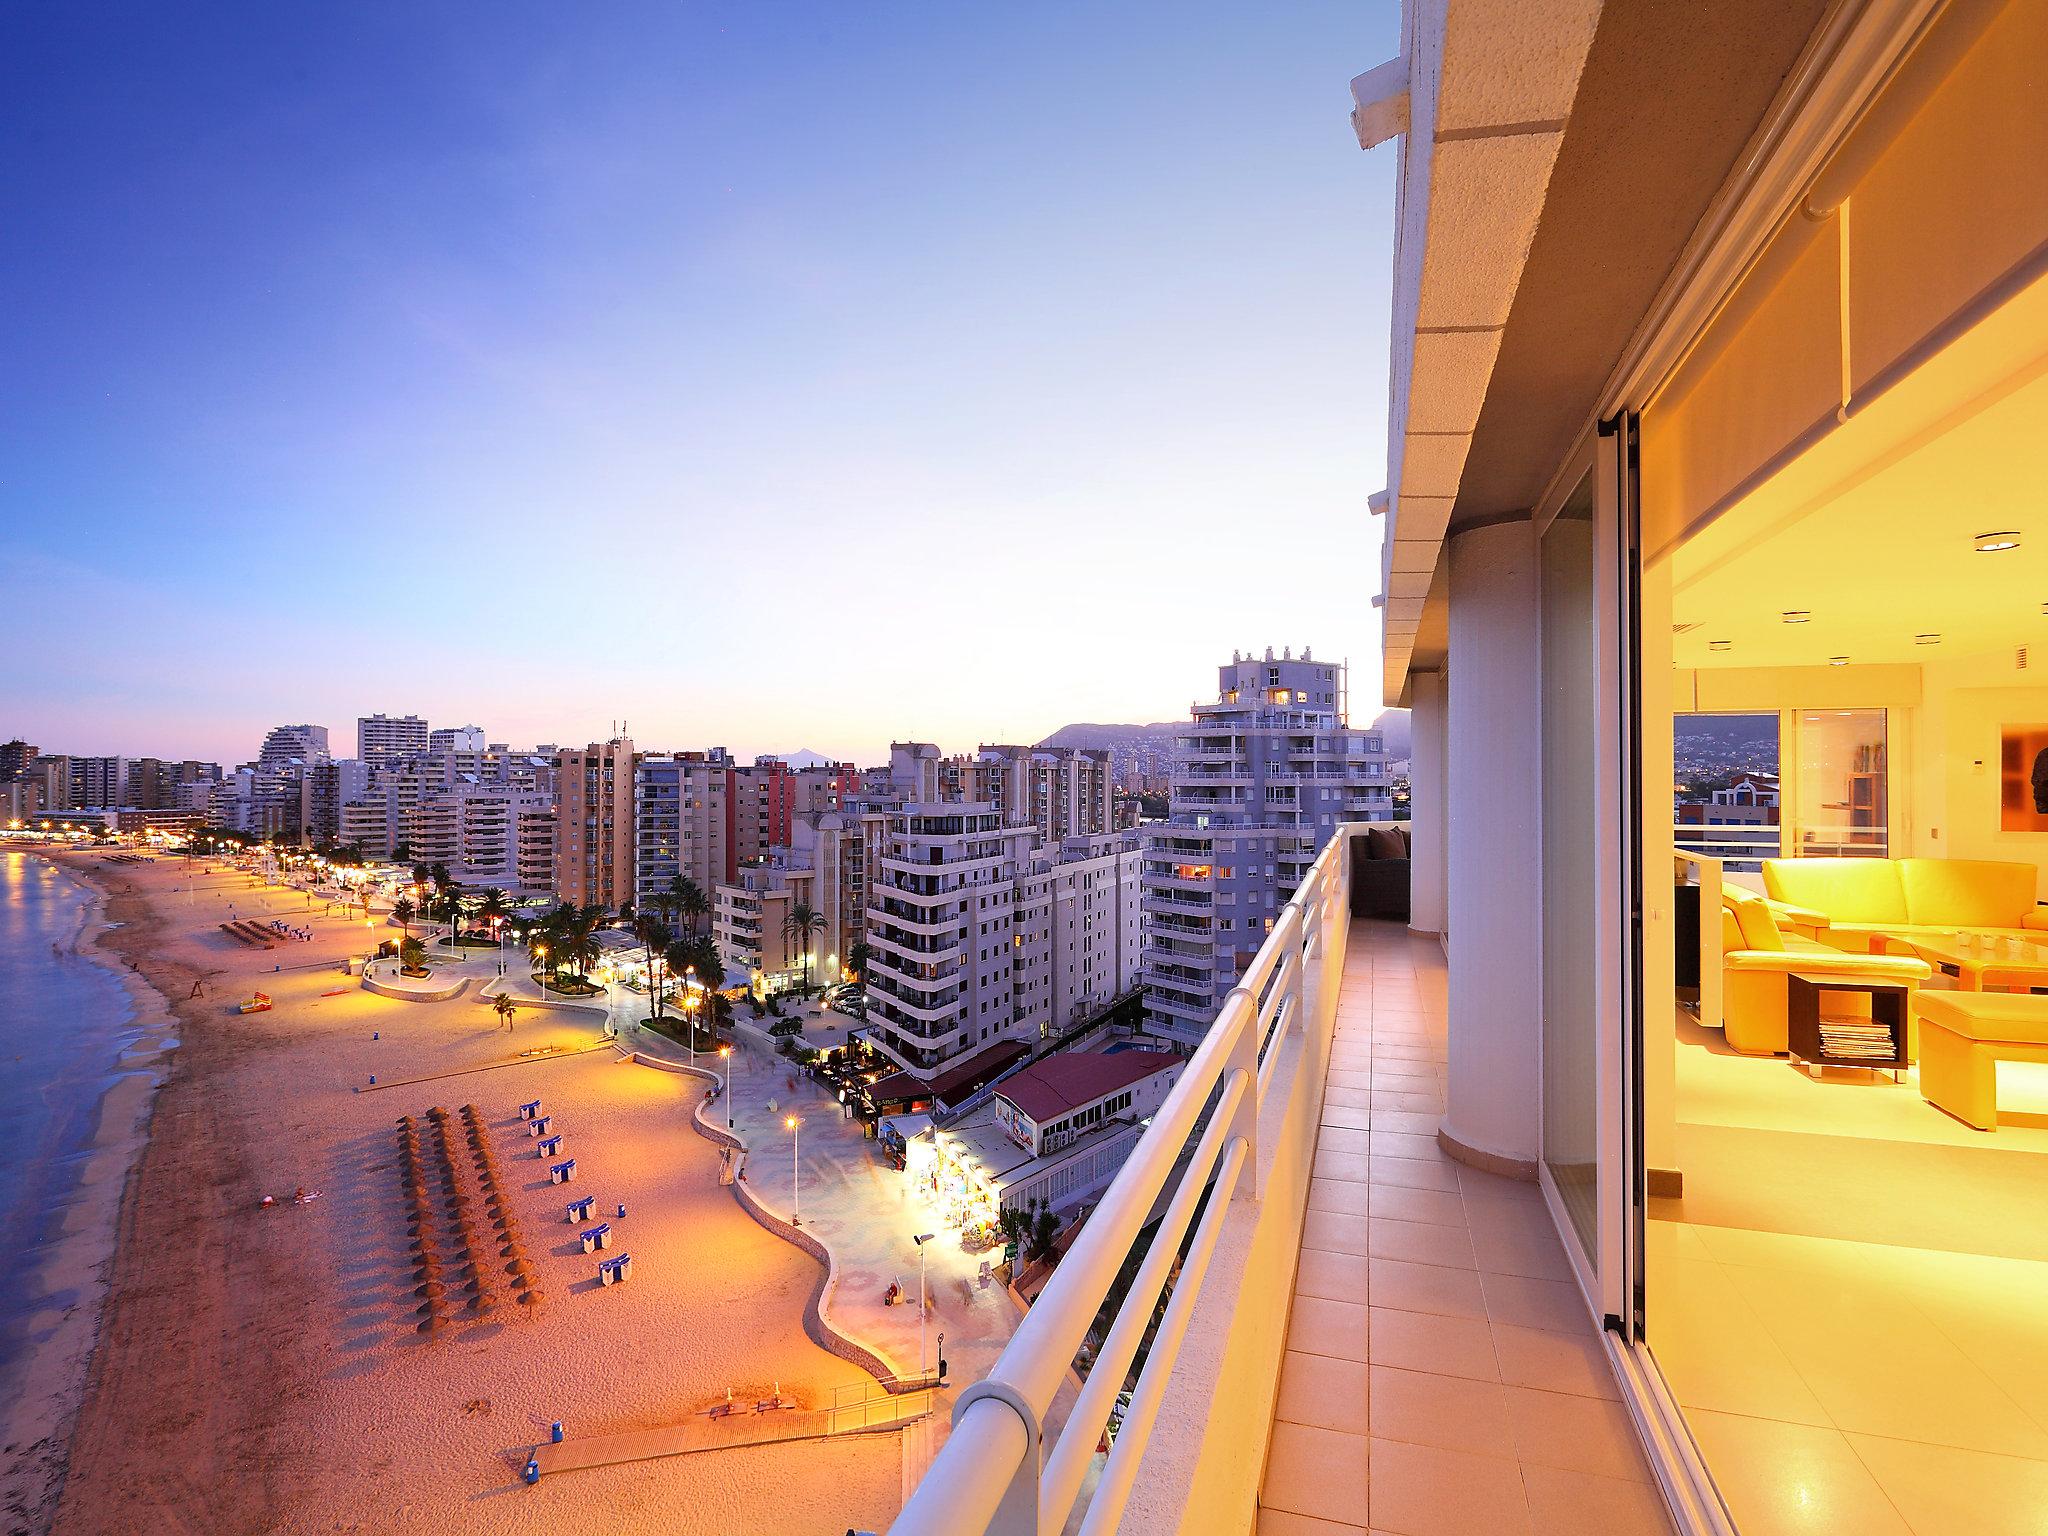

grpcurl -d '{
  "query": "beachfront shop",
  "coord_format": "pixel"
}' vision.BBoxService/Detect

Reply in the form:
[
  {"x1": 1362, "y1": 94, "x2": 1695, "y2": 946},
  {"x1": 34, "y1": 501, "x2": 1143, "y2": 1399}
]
[{"x1": 904, "y1": 1123, "x2": 1001, "y2": 1242}]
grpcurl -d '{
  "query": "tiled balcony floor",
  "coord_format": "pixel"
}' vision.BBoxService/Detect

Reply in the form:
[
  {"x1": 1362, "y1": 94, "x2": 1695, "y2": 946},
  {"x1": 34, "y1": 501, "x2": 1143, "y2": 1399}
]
[{"x1": 1257, "y1": 921, "x2": 1674, "y2": 1536}]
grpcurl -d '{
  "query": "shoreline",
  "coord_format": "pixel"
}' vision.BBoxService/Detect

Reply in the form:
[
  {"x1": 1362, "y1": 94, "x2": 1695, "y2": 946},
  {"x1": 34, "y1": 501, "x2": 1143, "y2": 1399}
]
[
  {"x1": 37, "y1": 851, "x2": 313, "y2": 1536},
  {"x1": 0, "y1": 853, "x2": 180, "y2": 1535}
]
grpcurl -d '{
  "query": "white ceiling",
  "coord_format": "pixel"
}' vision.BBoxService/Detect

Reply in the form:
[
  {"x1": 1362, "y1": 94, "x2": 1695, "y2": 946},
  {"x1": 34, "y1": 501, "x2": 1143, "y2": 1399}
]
[{"x1": 1672, "y1": 358, "x2": 2048, "y2": 671}]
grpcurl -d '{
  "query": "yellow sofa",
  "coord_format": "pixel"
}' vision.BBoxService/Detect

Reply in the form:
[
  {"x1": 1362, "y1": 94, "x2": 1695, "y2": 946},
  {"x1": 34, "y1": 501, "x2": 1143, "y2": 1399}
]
[
  {"x1": 1761, "y1": 857, "x2": 2048, "y2": 950},
  {"x1": 1717, "y1": 891, "x2": 1931, "y2": 1056}
]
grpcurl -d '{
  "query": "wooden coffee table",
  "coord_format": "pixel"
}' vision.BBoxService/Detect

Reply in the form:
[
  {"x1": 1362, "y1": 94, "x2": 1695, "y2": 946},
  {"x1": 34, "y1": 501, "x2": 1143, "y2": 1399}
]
[{"x1": 1875, "y1": 932, "x2": 2048, "y2": 992}]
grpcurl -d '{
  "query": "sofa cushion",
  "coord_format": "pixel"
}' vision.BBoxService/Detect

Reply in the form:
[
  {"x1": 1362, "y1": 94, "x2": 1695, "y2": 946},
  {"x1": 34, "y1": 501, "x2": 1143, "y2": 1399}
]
[
  {"x1": 1724, "y1": 892, "x2": 1785, "y2": 952},
  {"x1": 1366, "y1": 824, "x2": 1405, "y2": 861},
  {"x1": 1763, "y1": 859, "x2": 1908, "y2": 925},
  {"x1": 1900, "y1": 859, "x2": 2039, "y2": 928}
]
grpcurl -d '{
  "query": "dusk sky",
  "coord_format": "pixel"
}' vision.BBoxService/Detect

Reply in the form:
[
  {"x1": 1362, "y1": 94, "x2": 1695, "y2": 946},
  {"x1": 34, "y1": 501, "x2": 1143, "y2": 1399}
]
[{"x1": 2, "y1": 3, "x2": 1398, "y2": 768}]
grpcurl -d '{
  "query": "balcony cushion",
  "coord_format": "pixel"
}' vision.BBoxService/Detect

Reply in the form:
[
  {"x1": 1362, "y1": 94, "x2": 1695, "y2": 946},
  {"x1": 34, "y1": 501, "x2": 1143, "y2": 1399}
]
[
  {"x1": 1366, "y1": 824, "x2": 1405, "y2": 861},
  {"x1": 1763, "y1": 858, "x2": 1908, "y2": 925},
  {"x1": 1899, "y1": 858, "x2": 2038, "y2": 928}
]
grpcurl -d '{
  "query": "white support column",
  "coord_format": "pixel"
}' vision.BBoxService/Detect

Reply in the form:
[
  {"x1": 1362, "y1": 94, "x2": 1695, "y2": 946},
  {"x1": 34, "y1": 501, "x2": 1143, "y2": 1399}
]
[
  {"x1": 1443, "y1": 521, "x2": 1543, "y2": 1170},
  {"x1": 1407, "y1": 668, "x2": 1448, "y2": 935}
]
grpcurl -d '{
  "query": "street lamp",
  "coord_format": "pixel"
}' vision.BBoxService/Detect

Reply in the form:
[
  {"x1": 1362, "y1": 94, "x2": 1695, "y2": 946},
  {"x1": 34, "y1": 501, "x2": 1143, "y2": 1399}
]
[
  {"x1": 786, "y1": 1115, "x2": 801, "y2": 1226},
  {"x1": 912, "y1": 1232, "x2": 936, "y2": 1383},
  {"x1": 535, "y1": 944, "x2": 548, "y2": 1003},
  {"x1": 685, "y1": 965, "x2": 698, "y2": 1068},
  {"x1": 721, "y1": 1045, "x2": 734, "y2": 1129}
]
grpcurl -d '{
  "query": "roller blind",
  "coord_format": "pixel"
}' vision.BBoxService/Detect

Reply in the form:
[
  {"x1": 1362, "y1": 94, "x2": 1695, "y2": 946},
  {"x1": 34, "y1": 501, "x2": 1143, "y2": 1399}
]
[{"x1": 1641, "y1": 0, "x2": 2048, "y2": 559}]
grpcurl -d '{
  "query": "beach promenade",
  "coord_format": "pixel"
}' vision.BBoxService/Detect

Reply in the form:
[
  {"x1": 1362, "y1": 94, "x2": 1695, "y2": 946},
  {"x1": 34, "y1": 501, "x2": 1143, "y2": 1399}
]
[{"x1": 630, "y1": 1021, "x2": 1027, "y2": 1394}]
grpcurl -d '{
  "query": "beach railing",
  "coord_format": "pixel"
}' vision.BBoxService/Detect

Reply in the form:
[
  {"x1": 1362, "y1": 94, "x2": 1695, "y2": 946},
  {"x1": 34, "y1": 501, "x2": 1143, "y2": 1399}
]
[{"x1": 887, "y1": 824, "x2": 1355, "y2": 1536}]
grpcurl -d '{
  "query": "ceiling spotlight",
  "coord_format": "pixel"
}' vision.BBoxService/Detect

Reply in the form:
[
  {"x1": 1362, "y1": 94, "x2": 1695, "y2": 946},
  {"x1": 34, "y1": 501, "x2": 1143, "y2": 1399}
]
[
  {"x1": 1829, "y1": 656, "x2": 1850, "y2": 666},
  {"x1": 1975, "y1": 531, "x2": 2021, "y2": 553},
  {"x1": 1915, "y1": 633, "x2": 1942, "y2": 645},
  {"x1": 1707, "y1": 640, "x2": 1732, "y2": 652},
  {"x1": 1782, "y1": 611, "x2": 1811, "y2": 624}
]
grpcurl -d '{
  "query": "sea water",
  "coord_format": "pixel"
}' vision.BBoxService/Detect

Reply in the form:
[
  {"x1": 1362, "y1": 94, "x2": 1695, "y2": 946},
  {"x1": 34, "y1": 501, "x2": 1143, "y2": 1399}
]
[{"x1": 0, "y1": 851, "x2": 157, "y2": 1399}]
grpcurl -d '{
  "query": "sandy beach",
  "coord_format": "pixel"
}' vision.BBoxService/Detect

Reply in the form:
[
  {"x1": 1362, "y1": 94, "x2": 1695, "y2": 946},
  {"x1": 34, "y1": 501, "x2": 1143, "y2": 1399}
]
[{"x1": 31, "y1": 851, "x2": 905, "y2": 1536}]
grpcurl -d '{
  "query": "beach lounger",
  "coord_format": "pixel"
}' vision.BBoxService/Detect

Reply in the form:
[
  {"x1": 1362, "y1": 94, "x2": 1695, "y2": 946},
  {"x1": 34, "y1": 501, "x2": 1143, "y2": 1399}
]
[
  {"x1": 566, "y1": 1195, "x2": 595, "y2": 1223},
  {"x1": 520, "y1": 1100, "x2": 542, "y2": 1120},
  {"x1": 549, "y1": 1159, "x2": 575, "y2": 1184},
  {"x1": 537, "y1": 1135, "x2": 562, "y2": 1158}
]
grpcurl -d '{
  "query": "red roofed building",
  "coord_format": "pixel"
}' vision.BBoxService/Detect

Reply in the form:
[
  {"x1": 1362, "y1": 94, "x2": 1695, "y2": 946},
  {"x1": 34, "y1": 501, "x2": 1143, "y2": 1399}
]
[{"x1": 994, "y1": 1050, "x2": 1181, "y2": 1157}]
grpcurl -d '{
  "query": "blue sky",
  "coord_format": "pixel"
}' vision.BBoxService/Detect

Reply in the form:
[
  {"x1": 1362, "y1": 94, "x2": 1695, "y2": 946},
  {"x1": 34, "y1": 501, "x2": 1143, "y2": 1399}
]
[{"x1": 1, "y1": 2, "x2": 1397, "y2": 766}]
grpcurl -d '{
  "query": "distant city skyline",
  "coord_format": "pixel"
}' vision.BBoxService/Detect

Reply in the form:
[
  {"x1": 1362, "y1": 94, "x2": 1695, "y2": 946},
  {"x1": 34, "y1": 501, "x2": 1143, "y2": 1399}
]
[{"x1": 1, "y1": 2, "x2": 1398, "y2": 768}]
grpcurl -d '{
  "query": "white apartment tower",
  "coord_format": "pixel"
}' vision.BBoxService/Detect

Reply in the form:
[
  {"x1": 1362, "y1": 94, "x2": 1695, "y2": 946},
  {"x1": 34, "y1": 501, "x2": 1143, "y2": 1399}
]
[
  {"x1": 357, "y1": 713, "x2": 429, "y2": 773},
  {"x1": 1141, "y1": 649, "x2": 1393, "y2": 1041},
  {"x1": 864, "y1": 808, "x2": 1143, "y2": 1073}
]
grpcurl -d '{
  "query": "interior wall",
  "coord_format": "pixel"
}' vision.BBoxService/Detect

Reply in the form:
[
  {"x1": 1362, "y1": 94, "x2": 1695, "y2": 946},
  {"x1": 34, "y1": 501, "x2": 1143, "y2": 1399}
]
[{"x1": 1914, "y1": 648, "x2": 2048, "y2": 894}]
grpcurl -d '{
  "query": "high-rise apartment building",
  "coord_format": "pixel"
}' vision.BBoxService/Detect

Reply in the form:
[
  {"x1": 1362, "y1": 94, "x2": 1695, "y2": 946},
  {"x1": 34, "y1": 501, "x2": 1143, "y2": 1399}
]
[
  {"x1": 972, "y1": 744, "x2": 1115, "y2": 842},
  {"x1": 122, "y1": 758, "x2": 220, "y2": 810},
  {"x1": 0, "y1": 741, "x2": 38, "y2": 784},
  {"x1": 633, "y1": 750, "x2": 733, "y2": 911},
  {"x1": 257, "y1": 724, "x2": 330, "y2": 772},
  {"x1": 555, "y1": 737, "x2": 637, "y2": 909},
  {"x1": 1140, "y1": 649, "x2": 1392, "y2": 1041},
  {"x1": 357, "y1": 713, "x2": 428, "y2": 772},
  {"x1": 405, "y1": 783, "x2": 554, "y2": 895},
  {"x1": 864, "y1": 807, "x2": 1143, "y2": 1072},
  {"x1": 68, "y1": 756, "x2": 127, "y2": 809}
]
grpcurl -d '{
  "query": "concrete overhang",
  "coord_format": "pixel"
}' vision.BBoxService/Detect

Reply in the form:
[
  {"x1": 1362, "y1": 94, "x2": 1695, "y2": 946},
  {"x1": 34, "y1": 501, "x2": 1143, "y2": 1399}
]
[
  {"x1": 1366, "y1": 0, "x2": 1603, "y2": 705},
  {"x1": 1365, "y1": 0, "x2": 1837, "y2": 705}
]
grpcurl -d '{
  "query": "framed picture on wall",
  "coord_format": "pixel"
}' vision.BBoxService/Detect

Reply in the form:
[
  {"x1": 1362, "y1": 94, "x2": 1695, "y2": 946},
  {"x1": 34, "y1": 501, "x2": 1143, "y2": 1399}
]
[{"x1": 1999, "y1": 726, "x2": 2048, "y2": 831}]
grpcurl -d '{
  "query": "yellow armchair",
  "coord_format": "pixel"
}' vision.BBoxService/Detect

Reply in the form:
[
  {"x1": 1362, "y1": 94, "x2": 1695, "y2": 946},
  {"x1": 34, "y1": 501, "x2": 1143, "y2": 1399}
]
[{"x1": 1717, "y1": 893, "x2": 1931, "y2": 1056}]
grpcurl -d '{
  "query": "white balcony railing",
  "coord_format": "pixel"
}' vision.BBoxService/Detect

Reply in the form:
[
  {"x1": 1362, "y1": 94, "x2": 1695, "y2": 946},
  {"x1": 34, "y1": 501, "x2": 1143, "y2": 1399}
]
[{"x1": 889, "y1": 824, "x2": 1357, "y2": 1536}]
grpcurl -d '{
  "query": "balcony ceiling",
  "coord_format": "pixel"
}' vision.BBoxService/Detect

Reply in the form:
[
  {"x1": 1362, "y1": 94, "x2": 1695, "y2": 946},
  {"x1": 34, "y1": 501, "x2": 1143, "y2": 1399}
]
[{"x1": 1381, "y1": 0, "x2": 1833, "y2": 702}]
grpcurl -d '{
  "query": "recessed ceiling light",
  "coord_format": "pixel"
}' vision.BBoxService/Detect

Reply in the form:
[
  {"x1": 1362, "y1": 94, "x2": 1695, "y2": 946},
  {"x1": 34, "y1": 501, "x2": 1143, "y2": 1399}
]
[
  {"x1": 1915, "y1": 633, "x2": 1942, "y2": 645},
  {"x1": 1829, "y1": 656, "x2": 1850, "y2": 666},
  {"x1": 1975, "y1": 531, "x2": 2022, "y2": 553},
  {"x1": 1708, "y1": 640, "x2": 1732, "y2": 652},
  {"x1": 1782, "y1": 611, "x2": 1811, "y2": 624}
]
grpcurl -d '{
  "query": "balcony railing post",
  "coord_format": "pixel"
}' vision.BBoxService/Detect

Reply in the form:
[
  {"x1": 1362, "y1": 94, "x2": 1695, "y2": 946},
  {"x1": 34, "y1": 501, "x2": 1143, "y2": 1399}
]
[
  {"x1": 960, "y1": 1383, "x2": 1041, "y2": 1536},
  {"x1": 1224, "y1": 985, "x2": 1260, "y2": 1201}
]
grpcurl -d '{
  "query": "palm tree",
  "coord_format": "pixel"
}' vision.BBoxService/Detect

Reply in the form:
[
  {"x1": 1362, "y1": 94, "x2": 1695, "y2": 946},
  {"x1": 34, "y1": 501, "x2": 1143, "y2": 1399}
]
[
  {"x1": 669, "y1": 874, "x2": 710, "y2": 936},
  {"x1": 665, "y1": 934, "x2": 722, "y2": 1047},
  {"x1": 398, "y1": 934, "x2": 428, "y2": 976},
  {"x1": 846, "y1": 941, "x2": 871, "y2": 990},
  {"x1": 435, "y1": 883, "x2": 467, "y2": 945},
  {"x1": 493, "y1": 992, "x2": 517, "y2": 1031},
  {"x1": 635, "y1": 915, "x2": 673, "y2": 1018},
  {"x1": 783, "y1": 902, "x2": 827, "y2": 994},
  {"x1": 476, "y1": 887, "x2": 510, "y2": 930},
  {"x1": 392, "y1": 895, "x2": 415, "y2": 939},
  {"x1": 556, "y1": 904, "x2": 605, "y2": 984}
]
